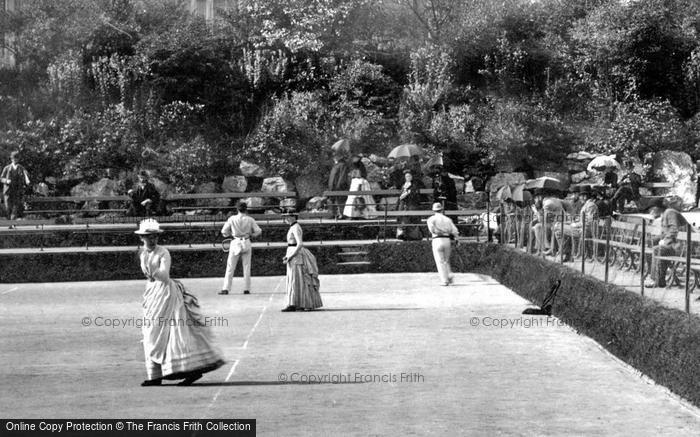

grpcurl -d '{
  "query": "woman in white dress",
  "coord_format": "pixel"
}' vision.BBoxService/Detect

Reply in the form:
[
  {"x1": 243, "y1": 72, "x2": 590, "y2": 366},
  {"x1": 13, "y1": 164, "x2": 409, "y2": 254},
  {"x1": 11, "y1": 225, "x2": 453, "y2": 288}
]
[
  {"x1": 343, "y1": 169, "x2": 378, "y2": 219},
  {"x1": 281, "y1": 211, "x2": 323, "y2": 312},
  {"x1": 136, "y1": 219, "x2": 225, "y2": 386}
]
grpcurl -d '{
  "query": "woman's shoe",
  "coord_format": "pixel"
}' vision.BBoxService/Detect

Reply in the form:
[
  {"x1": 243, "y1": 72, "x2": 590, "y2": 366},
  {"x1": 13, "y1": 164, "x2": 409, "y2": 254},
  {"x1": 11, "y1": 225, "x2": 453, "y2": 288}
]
[
  {"x1": 177, "y1": 373, "x2": 203, "y2": 386},
  {"x1": 141, "y1": 378, "x2": 162, "y2": 387},
  {"x1": 281, "y1": 306, "x2": 297, "y2": 312}
]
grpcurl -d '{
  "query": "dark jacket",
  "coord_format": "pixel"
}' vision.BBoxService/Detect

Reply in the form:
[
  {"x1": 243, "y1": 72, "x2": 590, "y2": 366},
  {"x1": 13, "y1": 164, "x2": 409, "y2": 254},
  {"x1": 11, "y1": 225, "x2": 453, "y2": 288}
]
[
  {"x1": 433, "y1": 174, "x2": 457, "y2": 209},
  {"x1": 129, "y1": 182, "x2": 161, "y2": 216},
  {"x1": 328, "y1": 160, "x2": 350, "y2": 191},
  {"x1": 1, "y1": 164, "x2": 30, "y2": 196}
]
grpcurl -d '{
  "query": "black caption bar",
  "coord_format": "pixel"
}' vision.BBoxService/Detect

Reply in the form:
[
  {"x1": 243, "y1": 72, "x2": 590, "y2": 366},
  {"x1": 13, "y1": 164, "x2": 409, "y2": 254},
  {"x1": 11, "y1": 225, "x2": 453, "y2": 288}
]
[{"x1": 2, "y1": 420, "x2": 255, "y2": 437}]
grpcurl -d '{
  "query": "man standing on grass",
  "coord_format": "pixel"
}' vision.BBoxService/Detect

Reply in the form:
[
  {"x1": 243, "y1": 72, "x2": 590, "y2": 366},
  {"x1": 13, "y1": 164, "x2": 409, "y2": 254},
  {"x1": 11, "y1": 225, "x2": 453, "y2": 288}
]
[
  {"x1": 427, "y1": 202, "x2": 459, "y2": 286},
  {"x1": 219, "y1": 201, "x2": 262, "y2": 296},
  {"x1": 1, "y1": 151, "x2": 31, "y2": 220}
]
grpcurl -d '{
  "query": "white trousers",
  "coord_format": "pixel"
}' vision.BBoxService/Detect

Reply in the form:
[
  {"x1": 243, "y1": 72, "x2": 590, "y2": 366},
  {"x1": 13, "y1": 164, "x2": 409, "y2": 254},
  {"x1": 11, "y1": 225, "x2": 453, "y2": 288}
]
[
  {"x1": 222, "y1": 249, "x2": 252, "y2": 292},
  {"x1": 431, "y1": 238, "x2": 453, "y2": 284}
]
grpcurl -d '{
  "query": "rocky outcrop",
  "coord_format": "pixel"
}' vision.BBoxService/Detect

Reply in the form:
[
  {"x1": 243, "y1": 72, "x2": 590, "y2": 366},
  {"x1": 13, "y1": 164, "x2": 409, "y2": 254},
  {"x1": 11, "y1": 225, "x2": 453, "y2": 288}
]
[
  {"x1": 262, "y1": 177, "x2": 295, "y2": 194},
  {"x1": 650, "y1": 151, "x2": 696, "y2": 206},
  {"x1": 239, "y1": 160, "x2": 266, "y2": 177},
  {"x1": 222, "y1": 175, "x2": 247, "y2": 193},
  {"x1": 485, "y1": 172, "x2": 528, "y2": 192}
]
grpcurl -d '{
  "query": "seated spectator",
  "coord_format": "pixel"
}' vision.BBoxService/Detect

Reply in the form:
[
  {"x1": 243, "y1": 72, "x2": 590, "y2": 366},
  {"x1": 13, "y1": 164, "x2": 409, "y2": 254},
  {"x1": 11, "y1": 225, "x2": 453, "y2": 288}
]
[
  {"x1": 645, "y1": 196, "x2": 687, "y2": 288},
  {"x1": 397, "y1": 169, "x2": 425, "y2": 240},
  {"x1": 556, "y1": 185, "x2": 598, "y2": 261},
  {"x1": 611, "y1": 160, "x2": 642, "y2": 213},
  {"x1": 530, "y1": 190, "x2": 564, "y2": 255},
  {"x1": 593, "y1": 185, "x2": 613, "y2": 218},
  {"x1": 343, "y1": 168, "x2": 377, "y2": 219},
  {"x1": 127, "y1": 171, "x2": 161, "y2": 217}
]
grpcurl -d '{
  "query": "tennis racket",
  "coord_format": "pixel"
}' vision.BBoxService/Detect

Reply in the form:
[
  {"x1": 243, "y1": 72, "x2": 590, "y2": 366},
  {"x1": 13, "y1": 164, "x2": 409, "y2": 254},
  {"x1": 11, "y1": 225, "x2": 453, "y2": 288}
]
[{"x1": 221, "y1": 238, "x2": 232, "y2": 253}]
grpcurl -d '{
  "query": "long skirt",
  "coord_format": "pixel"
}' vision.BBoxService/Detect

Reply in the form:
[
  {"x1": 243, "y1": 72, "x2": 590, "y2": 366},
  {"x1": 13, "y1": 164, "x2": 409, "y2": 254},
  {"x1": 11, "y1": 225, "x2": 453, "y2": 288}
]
[
  {"x1": 142, "y1": 279, "x2": 225, "y2": 380},
  {"x1": 286, "y1": 247, "x2": 323, "y2": 310}
]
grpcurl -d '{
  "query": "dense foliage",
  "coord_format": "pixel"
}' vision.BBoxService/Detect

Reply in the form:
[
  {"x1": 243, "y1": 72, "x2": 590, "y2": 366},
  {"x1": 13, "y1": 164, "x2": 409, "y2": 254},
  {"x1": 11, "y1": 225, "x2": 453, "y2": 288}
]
[{"x1": 2, "y1": 0, "x2": 700, "y2": 189}]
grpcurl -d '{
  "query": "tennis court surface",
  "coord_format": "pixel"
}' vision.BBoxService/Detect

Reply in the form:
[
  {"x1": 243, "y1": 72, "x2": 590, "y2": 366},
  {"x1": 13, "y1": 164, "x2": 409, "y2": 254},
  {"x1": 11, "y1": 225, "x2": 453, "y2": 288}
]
[{"x1": 2, "y1": 273, "x2": 699, "y2": 436}]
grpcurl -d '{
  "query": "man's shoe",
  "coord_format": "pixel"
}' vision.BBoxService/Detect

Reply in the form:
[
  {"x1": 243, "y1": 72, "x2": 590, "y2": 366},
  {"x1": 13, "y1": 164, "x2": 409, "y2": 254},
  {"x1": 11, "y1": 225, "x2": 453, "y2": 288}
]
[
  {"x1": 141, "y1": 379, "x2": 162, "y2": 387},
  {"x1": 243, "y1": 290, "x2": 250, "y2": 295},
  {"x1": 281, "y1": 306, "x2": 297, "y2": 312},
  {"x1": 218, "y1": 290, "x2": 229, "y2": 295},
  {"x1": 447, "y1": 276, "x2": 454, "y2": 285}
]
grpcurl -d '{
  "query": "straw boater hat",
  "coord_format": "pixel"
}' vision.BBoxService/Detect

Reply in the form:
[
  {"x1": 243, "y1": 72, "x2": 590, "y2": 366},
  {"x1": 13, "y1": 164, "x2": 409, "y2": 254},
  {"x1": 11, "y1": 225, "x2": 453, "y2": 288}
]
[
  {"x1": 134, "y1": 218, "x2": 163, "y2": 235},
  {"x1": 432, "y1": 202, "x2": 444, "y2": 212}
]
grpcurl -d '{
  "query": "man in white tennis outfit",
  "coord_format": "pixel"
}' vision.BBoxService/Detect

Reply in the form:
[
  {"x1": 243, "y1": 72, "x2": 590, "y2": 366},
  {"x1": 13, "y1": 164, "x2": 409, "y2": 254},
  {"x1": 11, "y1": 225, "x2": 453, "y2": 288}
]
[
  {"x1": 426, "y1": 202, "x2": 459, "y2": 286},
  {"x1": 219, "y1": 202, "x2": 262, "y2": 295}
]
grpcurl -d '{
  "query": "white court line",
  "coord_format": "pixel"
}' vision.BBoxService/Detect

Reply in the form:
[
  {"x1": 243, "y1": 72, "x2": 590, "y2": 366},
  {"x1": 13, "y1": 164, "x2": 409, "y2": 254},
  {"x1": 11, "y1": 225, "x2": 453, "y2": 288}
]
[
  {"x1": 202, "y1": 278, "x2": 282, "y2": 419},
  {"x1": 1, "y1": 287, "x2": 18, "y2": 295}
]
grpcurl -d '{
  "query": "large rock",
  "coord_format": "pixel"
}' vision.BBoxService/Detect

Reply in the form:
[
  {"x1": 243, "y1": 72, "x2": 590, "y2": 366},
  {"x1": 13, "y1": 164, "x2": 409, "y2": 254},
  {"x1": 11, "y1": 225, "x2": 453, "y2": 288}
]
[
  {"x1": 195, "y1": 182, "x2": 228, "y2": 207},
  {"x1": 262, "y1": 177, "x2": 296, "y2": 194},
  {"x1": 534, "y1": 171, "x2": 570, "y2": 188},
  {"x1": 222, "y1": 175, "x2": 247, "y2": 193},
  {"x1": 566, "y1": 151, "x2": 598, "y2": 161},
  {"x1": 485, "y1": 172, "x2": 528, "y2": 192},
  {"x1": 71, "y1": 178, "x2": 122, "y2": 210},
  {"x1": 651, "y1": 150, "x2": 696, "y2": 206},
  {"x1": 240, "y1": 160, "x2": 266, "y2": 177},
  {"x1": 34, "y1": 182, "x2": 50, "y2": 197},
  {"x1": 570, "y1": 171, "x2": 589, "y2": 184},
  {"x1": 242, "y1": 196, "x2": 266, "y2": 211},
  {"x1": 305, "y1": 196, "x2": 327, "y2": 212},
  {"x1": 564, "y1": 159, "x2": 588, "y2": 173},
  {"x1": 295, "y1": 174, "x2": 326, "y2": 200},
  {"x1": 71, "y1": 178, "x2": 121, "y2": 197}
]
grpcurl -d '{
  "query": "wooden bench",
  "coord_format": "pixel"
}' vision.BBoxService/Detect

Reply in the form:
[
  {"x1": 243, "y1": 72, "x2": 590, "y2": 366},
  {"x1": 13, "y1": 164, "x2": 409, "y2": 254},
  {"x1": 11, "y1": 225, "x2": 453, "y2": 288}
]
[
  {"x1": 25, "y1": 192, "x2": 298, "y2": 220},
  {"x1": 322, "y1": 188, "x2": 436, "y2": 210},
  {"x1": 651, "y1": 229, "x2": 700, "y2": 291},
  {"x1": 166, "y1": 191, "x2": 297, "y2": 212},
  {"x1": 25, "y1": 195, "x2": 130, "y2": 215}
]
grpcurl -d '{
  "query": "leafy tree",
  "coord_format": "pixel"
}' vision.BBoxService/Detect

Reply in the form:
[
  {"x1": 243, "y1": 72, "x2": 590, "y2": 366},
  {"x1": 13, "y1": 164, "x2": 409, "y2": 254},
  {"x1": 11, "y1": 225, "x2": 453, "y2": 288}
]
[{"x1": 243, "y1": 92, "x2": 327, "y2": 178}]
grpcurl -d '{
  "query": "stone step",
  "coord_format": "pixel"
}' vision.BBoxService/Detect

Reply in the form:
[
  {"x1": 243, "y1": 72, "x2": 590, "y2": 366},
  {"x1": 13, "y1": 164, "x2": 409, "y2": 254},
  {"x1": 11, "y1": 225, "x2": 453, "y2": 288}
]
[
  {"x1": 338, "y1": 251, "x2": 369, "y2": 256},
  {"x1": 336, "y1": 261, "x2": 372, "y2": 266}
]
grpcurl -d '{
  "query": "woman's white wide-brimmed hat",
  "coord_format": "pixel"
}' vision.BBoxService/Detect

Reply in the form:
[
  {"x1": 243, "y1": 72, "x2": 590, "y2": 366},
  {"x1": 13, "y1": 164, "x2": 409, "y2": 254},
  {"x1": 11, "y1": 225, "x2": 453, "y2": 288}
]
[{"x1": 134, "y1": 218, "x2": 163, "y2": 235}]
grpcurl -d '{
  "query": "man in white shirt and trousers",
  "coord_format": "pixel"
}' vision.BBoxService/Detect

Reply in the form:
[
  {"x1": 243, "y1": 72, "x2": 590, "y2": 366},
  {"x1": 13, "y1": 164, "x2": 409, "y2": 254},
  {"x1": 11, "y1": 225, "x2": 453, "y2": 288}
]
[
  {"x1": 427, "y1": 202, "x2": 460, "y2": 286},
  {"x1": 219, "y1": 202, "x2": 262, "y2": 295}
]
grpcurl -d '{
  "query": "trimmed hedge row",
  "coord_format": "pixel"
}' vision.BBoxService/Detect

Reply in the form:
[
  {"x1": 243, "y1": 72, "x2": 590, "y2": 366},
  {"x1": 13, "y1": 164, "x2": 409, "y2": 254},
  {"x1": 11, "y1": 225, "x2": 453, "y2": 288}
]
[
  {"x1": 0, "y1": 223, "x2": 477, "y2": 249},
  {"x1": 458, "y1": 243, "x2": 700, "y2": 409},
  {"x1": 0, "y1": 245, "x2": 377, "y2": 283}
]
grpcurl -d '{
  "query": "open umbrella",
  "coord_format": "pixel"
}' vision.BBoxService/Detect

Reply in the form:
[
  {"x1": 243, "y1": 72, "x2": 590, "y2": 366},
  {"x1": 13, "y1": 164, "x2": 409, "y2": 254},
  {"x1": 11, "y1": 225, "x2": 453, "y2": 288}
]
[
  {"x1": 496, "y1": 185, "x2": 512, "y2": 201},
  {"x1": 525, "y1": 177, "x2": 563, "y2": 191},
  {"x1": 331, "y1": 139, "x2": 351, "y2": 154},
  {"x1": 388, "y1": 144, "x2": 423, "y2": 159},
  {"x1": 587, "y1": 155, "x2": 620, "y2": 172}
]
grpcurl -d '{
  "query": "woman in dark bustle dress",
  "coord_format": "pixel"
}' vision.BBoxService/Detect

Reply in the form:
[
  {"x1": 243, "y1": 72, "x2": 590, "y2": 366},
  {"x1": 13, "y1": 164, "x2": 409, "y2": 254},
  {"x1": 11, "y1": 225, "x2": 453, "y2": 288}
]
[{"x1": 280, "y1": 211, "x2": 323, "y2": 312}]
